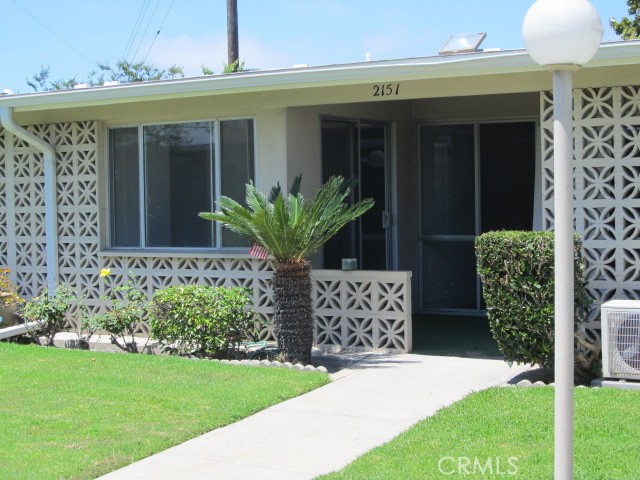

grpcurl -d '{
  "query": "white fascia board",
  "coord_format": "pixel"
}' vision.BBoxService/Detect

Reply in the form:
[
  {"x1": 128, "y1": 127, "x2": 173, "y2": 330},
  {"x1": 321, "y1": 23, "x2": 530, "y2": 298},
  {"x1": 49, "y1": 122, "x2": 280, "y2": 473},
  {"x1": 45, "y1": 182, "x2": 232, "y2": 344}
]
[
  {"x1": 2, "y1": 42, "x2": 639, "y2": 113},
  {"x1": 0, "y1": 53, "x2": 532, "y2": 112},
  {"x1": 586, "y1": 40, "x2": 640, "y2": 67}
]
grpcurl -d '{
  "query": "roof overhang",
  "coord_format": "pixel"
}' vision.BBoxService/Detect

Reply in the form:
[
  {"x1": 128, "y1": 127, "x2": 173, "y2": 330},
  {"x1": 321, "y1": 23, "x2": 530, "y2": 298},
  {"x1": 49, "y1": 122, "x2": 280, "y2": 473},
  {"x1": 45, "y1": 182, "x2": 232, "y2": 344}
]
[{"x1": 2, "y1": 41, "x2": 640, "y2": 113}]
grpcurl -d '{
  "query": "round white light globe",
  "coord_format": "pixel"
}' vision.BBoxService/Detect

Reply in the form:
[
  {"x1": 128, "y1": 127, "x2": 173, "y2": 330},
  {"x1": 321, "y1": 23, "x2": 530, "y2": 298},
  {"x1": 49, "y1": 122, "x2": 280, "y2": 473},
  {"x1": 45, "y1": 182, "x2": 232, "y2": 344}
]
[{"x1": 522, "y1": 0, "x2": 603, "y2": 70}]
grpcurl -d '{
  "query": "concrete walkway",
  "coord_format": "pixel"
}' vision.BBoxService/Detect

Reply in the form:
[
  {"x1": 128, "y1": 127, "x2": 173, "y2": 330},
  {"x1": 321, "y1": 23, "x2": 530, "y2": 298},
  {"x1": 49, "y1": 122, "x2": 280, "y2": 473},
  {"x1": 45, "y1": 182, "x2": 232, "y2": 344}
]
[{"x1": 99, "y1": 353, "x2": 529, "y2": 480}]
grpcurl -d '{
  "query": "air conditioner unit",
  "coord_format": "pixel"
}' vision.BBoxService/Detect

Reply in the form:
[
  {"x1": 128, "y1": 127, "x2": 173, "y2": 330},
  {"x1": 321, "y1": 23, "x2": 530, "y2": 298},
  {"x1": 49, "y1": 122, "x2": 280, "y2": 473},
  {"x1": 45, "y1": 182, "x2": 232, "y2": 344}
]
[{"x1": 602, "y1": 300, "x2": 640, "y2": 380}]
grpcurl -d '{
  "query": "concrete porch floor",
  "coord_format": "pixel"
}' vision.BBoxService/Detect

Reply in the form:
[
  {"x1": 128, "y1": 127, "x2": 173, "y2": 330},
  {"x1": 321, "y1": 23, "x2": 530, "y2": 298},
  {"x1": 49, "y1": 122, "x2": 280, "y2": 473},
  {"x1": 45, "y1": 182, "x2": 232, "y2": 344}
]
[{"x1": 411, "y1": 314, "x2": 502, "y2": 359}]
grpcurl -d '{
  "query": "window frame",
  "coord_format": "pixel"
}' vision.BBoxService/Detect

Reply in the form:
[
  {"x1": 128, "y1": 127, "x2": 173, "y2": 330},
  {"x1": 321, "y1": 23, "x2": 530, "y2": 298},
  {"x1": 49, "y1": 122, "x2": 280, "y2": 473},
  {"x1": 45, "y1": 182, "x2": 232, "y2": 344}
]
[{"x1": 105, "y1": 117, "x2": 256, "y2": 252}]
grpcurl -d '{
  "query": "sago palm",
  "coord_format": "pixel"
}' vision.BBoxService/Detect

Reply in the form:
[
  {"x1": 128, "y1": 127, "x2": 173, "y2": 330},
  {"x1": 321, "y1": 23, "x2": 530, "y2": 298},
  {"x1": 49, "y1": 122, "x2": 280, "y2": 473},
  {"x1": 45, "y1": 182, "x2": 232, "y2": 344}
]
[{"x1": 199, "y1": 175, "x2": 373, "y2": 364}]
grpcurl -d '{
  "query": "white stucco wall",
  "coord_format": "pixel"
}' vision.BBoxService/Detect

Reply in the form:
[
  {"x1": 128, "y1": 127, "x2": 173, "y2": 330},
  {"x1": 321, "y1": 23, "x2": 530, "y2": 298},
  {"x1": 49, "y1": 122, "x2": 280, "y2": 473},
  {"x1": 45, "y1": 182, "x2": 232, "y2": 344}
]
[
  {"x1": 4, "y1": 64, "x2": 640, "y2": 321},
  {"x1": 255, "y1": 108, "x2": 287, "y2": 191}
]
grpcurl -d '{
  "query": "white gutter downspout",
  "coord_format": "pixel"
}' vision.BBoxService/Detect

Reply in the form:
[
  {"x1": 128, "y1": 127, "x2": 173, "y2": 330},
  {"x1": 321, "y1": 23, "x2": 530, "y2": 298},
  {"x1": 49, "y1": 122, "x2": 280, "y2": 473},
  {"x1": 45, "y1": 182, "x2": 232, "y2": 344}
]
[{"x1": 0, "y1": 107, "x2": 58, "y2": 295}]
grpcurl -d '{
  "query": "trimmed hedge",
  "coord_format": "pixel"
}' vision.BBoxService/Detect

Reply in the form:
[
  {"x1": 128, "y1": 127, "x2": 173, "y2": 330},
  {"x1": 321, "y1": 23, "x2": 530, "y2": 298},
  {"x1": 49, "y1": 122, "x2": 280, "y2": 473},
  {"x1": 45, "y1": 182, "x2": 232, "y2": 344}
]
[
  {"x1": 149, "y1": 285, "x2": 256, "y2": 358},
  {"x1": 476, "y1": 231, "x2": 590, "y2": 369}
]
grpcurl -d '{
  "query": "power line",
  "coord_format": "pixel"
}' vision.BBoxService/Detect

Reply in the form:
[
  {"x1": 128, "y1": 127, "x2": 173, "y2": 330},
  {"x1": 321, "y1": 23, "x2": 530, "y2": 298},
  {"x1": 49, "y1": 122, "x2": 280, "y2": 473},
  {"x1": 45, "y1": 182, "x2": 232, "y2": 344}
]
[
  {"x1": 132, "y1": 0, "x2": 162, "y2": 61},
  {"x1": 11, "y1": 0, "x2": 96, "y2": 66},
  {"x1": 124, "y1": 0, "x2": 152, "y2": 61},
  {"x1": 142, "y1": 0, "x2": 176, "y2": 63},
  {"x1": 122, "y1": 0, "x2": 150, "y2": 60}
]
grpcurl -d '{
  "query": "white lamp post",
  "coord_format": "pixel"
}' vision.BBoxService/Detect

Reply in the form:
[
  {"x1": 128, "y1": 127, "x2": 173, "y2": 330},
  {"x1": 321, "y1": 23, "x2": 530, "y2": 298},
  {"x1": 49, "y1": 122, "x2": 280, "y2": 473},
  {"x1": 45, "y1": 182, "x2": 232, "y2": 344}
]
[{"x1": 522, "y1": 1, "x2": 602, "y2": 479}]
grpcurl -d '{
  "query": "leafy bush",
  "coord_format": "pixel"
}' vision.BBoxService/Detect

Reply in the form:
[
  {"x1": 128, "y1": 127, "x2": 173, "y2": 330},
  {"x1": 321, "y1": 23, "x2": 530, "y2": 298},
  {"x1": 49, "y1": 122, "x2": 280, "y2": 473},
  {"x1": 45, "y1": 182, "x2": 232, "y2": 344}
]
[
  {"x1": 149, "y1": 285, "x2": 256, "y2": 358},
  {"x1": 476, "y1": 231, "x2": 591, "y2": 371},
  {"x1": 20, "y1": 284, "x2": 77, "y2": 346},
  {"x1": 96, "y1": 272, "x2": 149, "y2": 353}
]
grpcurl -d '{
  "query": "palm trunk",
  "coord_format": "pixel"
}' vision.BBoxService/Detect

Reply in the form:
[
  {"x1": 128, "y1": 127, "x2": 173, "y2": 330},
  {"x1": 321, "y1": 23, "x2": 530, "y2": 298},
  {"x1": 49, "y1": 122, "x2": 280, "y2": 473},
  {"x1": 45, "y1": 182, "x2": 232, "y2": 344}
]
[{"x1": 272, "y1": 260, "x2": 313, "y2": 364}]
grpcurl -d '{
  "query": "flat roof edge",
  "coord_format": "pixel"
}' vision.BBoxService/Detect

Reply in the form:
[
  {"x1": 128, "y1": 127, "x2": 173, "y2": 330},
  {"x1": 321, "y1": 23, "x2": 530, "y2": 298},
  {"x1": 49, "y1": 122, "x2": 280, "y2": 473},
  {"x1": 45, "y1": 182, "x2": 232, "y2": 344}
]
[{"x1": 2, "y1": 42, "x2": 640, "y2": 113}]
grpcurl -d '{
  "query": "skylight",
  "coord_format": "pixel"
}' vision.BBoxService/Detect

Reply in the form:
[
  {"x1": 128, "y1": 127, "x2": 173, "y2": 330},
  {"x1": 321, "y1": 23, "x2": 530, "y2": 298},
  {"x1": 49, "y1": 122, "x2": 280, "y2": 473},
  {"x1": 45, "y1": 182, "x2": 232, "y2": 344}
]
[{"x1": 439, "y1": 32, "x2": 487, "y2": 55}]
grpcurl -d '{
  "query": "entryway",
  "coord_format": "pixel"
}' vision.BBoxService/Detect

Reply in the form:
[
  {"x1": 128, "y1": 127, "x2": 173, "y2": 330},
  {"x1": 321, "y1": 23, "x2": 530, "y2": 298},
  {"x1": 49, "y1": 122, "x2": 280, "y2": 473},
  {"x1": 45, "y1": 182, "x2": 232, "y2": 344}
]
[
  {"x1": 321, "y1": 118, "x2": 392, "y2": 270},
  {"x1": 418, "y1": 121, "x2": 537, "y2": 313},
  {"x1": 411, "y1": 314, "x2": 501, "y2": 358}
]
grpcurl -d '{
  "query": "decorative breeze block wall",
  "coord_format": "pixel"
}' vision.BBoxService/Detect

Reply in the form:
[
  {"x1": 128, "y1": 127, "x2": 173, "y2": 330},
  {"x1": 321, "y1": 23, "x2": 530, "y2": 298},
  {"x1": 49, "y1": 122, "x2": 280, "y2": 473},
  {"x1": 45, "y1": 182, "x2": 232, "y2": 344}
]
[
  {"x1": 100, "y1": 255, "x2": 275, "y2": 340},
  {"x1": 0, "y1": 121, "x2": 412, "y2": 352},
  {"x1": 99, "y1": 258, "x2": 413, "y2": 352},
  {"x1": 312, "y1": 270, "x2": 412, "y2": 352},
  {"x1": 541, "y1": 86, "x2": 640, "y2": 344}
]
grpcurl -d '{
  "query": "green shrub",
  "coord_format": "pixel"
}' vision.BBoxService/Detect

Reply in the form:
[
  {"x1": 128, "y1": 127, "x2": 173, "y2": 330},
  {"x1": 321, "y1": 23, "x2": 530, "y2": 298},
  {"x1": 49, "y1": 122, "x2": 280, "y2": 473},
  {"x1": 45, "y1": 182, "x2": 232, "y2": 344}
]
[
  {"x1": 475, "y1": 231, "x2": 591, "y2": 370},
  {"x1": 149, "y1": 285, "x2": 256, "y2": 358},
  {"x1": 20, "y1": 284, "x2": 77, "y2": 346},
  {"x1": 95, "y1": 273, "x2": 150, "y2": 353}
]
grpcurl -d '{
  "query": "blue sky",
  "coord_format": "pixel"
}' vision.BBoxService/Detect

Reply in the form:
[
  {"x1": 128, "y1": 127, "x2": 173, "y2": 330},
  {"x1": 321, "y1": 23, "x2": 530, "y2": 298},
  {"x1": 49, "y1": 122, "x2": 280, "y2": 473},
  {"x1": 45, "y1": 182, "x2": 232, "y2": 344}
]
[{"x1": 0, "y1": 0, "x2": 628, "y2": 93}]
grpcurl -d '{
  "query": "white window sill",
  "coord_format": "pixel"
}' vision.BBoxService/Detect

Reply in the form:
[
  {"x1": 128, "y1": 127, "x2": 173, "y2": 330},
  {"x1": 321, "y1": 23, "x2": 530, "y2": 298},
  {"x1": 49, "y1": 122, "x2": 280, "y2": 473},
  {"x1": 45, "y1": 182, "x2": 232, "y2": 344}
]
[{"x1": 98, "y1": 249, "x2": 256, "y2": 259}]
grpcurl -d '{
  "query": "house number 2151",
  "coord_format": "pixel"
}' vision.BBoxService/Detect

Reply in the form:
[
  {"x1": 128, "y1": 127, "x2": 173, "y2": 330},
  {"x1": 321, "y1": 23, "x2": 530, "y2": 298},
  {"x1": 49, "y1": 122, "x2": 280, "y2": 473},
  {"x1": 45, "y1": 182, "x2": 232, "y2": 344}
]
[{"x1": 373, "y1": 84, "x2": 400, "y2": 97}]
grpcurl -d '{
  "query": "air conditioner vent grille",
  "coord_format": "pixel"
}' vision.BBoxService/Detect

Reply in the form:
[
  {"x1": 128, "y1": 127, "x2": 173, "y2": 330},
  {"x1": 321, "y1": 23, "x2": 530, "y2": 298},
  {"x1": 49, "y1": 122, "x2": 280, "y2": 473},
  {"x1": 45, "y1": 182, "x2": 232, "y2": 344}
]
[
  {"x1": 603, "y1": 304, "x2": 640, "y2": 380},
  {"x1": 608, "y1": 312, "x2": 640, "y2": 376}
]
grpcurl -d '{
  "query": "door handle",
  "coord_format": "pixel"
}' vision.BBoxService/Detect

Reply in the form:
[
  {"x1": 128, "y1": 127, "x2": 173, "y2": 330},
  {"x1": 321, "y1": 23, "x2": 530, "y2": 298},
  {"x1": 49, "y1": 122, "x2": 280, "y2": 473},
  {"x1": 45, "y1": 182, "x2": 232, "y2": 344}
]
[{"x1": 382, "y1": 211, "x2": 391, "y2": 229}]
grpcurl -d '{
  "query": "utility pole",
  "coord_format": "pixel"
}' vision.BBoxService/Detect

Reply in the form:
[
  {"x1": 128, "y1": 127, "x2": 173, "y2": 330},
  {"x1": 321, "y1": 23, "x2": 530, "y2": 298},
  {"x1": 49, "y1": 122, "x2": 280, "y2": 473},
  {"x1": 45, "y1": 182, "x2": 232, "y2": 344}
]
[{"x1": 227, "y1": 0, "x2": 239, "y2": 71}]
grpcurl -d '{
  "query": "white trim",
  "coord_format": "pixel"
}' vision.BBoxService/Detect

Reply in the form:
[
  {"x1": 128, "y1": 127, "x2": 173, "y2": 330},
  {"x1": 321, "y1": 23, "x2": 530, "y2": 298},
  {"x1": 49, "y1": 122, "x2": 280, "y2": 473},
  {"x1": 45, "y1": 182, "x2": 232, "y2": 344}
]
[
  {"x1": 98, "y1": 249, "x2": 254, "y2": 259},
  {"x1": 313, "y1": 269, "x2": 412, "y2": 280},
  {"x1": 3, "y1": 42, "x2": 640, "y2": 112}
]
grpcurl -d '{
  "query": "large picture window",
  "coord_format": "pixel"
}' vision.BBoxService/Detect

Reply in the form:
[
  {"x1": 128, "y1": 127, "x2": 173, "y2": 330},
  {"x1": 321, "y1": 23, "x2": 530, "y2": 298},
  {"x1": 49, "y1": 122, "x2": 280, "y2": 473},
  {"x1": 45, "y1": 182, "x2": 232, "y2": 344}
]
[{"x1": 109, "y1": 119, "x2": 255, "y2": 249}]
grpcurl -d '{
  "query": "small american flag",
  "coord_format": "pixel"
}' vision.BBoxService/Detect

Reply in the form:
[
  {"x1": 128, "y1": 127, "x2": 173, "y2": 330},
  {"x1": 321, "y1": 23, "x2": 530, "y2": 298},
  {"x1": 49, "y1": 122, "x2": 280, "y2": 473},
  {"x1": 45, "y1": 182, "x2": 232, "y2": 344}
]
[{"x1": 249, "y1": 243, "x2": 269, "y2": 259}]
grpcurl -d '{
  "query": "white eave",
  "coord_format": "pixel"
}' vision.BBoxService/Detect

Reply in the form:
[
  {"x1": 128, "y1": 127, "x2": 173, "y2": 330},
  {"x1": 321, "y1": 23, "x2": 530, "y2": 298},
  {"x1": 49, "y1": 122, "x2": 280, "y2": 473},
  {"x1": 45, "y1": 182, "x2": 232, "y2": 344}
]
[{"x1": 2, "y1": 41, "x2": 640, "y2": 112}]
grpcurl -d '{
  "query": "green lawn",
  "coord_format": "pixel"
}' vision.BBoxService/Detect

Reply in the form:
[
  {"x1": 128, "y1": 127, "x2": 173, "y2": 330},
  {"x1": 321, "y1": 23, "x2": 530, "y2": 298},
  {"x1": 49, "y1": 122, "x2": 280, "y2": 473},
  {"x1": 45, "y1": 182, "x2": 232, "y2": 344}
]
[
  {"x1": 0, "y1": 343, "x2": 329, "y2": 480},
  {"x1": 320, "y1": 386, "x2": 640, "y2": 480}
]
